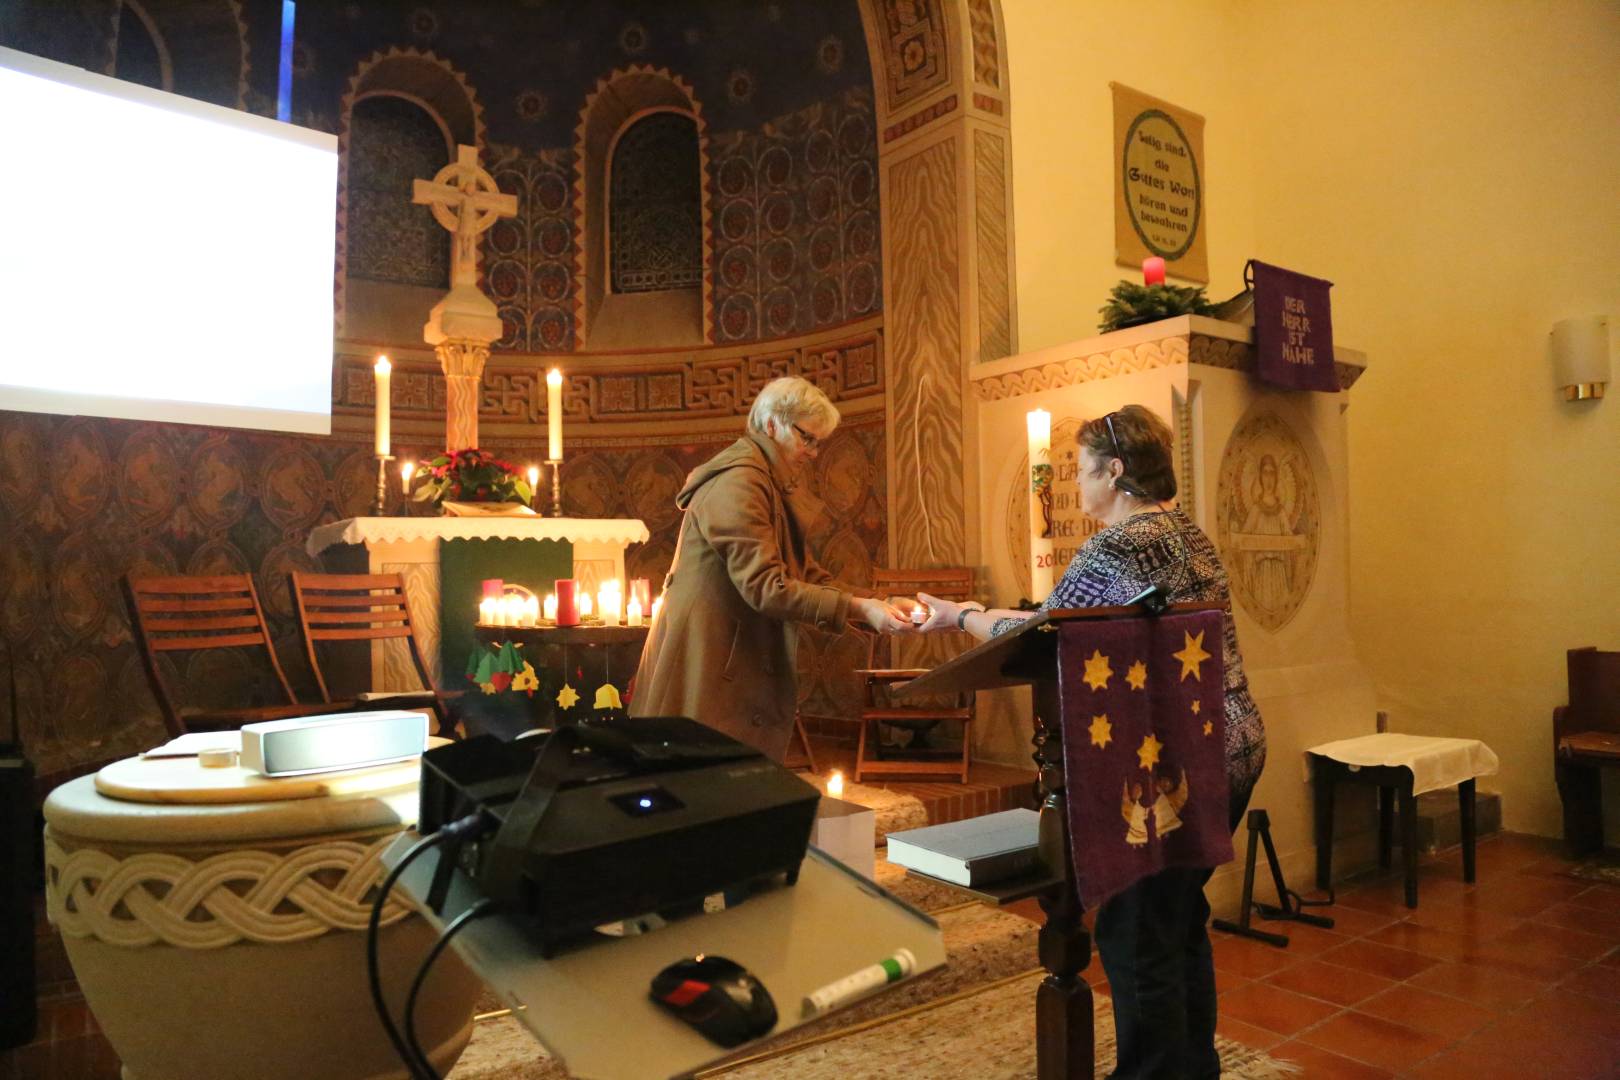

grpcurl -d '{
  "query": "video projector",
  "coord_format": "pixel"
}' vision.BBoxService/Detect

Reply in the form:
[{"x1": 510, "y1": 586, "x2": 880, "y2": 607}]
[{"x1": 419, "y1": 716, "x2": 820, "y2": 955}]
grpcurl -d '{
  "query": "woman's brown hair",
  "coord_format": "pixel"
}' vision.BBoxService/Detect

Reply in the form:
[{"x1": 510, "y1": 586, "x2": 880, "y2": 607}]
[{"x1": 1077, "y1": 405, "x2": 1177, "y2": 501}]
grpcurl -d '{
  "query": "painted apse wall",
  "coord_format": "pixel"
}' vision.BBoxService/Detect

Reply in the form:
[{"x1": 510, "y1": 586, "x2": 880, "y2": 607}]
[
  {"x1": 1001, "y1": 0, "x2": 1620, "y2": 844},
  {"x1": 0, "y1": 0, "x2": 911, "y2": 780}
]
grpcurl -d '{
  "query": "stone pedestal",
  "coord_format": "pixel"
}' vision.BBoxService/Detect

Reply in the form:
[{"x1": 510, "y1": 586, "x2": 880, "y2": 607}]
[{"x1": 425, "y1": 284, "x2": 503, "y2": 453}]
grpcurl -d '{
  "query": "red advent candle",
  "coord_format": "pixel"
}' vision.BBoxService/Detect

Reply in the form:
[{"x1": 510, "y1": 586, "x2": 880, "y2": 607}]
[
  {"x1": 1142, "y1": 257, "x2": 1166, "y2": 286},
  {"x1": 481, "y1": 578, "x2": 504, "y2": 599},
  {"x1": 554, "y1": 578, "x2": 579, "y2": 627}
]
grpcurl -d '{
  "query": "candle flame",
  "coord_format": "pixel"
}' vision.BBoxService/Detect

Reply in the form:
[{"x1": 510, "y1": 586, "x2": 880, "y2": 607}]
[
  {"x1": 547, "y1": 367, "x2": 562, "y2": 387},
  {"x1": 828, "y1": 770, "x2": 844, "y2": 798},
  {"x1": 526, "y1": 465, "x2": 540, "y2": 487},
  {"x1": 375, "y1": 355, "x2": 391, "y2": 375}
]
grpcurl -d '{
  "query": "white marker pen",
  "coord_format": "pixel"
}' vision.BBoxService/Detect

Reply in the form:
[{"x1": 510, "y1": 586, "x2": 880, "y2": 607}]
[{"x1": 801, "y1": 948, "x2": 916, "y2": 1017}]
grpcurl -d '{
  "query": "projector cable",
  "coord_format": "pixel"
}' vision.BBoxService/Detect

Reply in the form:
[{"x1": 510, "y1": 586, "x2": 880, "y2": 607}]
[
  {"x1": 404, "y1": 897, "x2": 498, "y2": 1079},
  {"x1": 366, "y1": 813, "x2": 486, "y2": 1080}
]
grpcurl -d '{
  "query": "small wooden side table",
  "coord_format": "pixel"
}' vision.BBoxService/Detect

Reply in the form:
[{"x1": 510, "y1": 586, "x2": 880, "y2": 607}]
[{"x1": 1308, "y1": 733, "x2": 1499, "y2": 908}]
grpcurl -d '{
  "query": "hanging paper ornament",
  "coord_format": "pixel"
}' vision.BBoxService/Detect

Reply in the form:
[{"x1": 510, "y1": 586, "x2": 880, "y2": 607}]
[
  {"x1": 593, "y1": 683, "x2": 623, "y2": 709},
  {"x1": 556, "y1": 683, "x2": 580, "y2": 709}
]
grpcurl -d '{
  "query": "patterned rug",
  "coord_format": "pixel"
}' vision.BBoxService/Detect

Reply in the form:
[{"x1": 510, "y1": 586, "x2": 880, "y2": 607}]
[{"x1": 1565, "y1": 852, "x2": 1620, "y2": 886}]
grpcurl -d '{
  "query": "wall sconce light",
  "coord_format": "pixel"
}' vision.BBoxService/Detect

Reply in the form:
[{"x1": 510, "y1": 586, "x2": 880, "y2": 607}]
[{"x1": 1550, "y1": 315, "x2": 1610, "y2": 401}]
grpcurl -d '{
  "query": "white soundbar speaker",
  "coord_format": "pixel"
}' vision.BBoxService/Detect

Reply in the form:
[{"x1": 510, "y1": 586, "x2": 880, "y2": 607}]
[{"x1": 239, "y1": 710, "x2": 430, "y2": 777}]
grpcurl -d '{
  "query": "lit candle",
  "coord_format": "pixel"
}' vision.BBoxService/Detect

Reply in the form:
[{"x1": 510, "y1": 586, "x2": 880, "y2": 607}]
[
  {"x1": 555, "y1": 579, "x2": 579, "y2": 626},
  {"x1": 478, "y1": 597, "x2": 496, "y2": 626},
  {"x1": 526, "y1": 465, "x2": 540, "y2": 508},
  {"x1": 1142, "y1": 257, "x2": 1166, "y2": 286},
  {"x1": 828, "y1": 770, "x2": 844, "y2": 798},
  {"x1": 373, "y1": 355, "x2": 392, "y2": 457},
  {"x1": 543, "y1": 592, "x2": 557, "y2": 623},
  {"x1": 546, "y1": 368, "x2": 563, "y2": 461},
  {"x1": 600, "y1": 579, "x2": 622, "y2": 626},
  {"x1": 400, "y1": 460, "x2": 416, "y2": 493},
  {"x1": 579, "y1": 590, "x2": 593, "y2": 618},
  {"x1": 501, "y1": 596, "x2": 518, "y2": 627},
  {"x1": 626, "y1": 595, "x2": 643, "y2": 627},
  {"x1": 1027, "y1": 409, "x2": 1055, "y2": 600},
  {"x1": 911, "y1": 602, "x2": 926, "y2": 626},
  {"x1": 523, "y1": 596, "x2": 540, "y2": 627}
]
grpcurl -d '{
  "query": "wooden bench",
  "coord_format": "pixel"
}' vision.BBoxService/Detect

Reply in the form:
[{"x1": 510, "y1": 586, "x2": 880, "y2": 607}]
[{"x1": 1555, "y1": 646, "x2": 1620, "y2": 857}]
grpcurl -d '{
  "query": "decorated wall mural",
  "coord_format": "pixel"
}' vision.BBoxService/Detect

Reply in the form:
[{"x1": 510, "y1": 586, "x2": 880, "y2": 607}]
[{"x1": 1214, "y1": 410, "x2": 1321, "y2": 632}]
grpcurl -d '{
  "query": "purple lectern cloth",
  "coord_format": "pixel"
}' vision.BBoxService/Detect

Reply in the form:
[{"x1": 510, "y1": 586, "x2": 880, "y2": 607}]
[
  {"x1": 1059, "y1": 610, "x2": 1234, "y2": 909},
  {"x1": 1250, "y1": 259, "x2": 1339, "y2": 392}
]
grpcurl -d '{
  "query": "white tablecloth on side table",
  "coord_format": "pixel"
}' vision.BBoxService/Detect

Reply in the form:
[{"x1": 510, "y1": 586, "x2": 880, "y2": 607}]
[{"x1": 1305, "y1": 733, "x2": 1499, "y2": 795}]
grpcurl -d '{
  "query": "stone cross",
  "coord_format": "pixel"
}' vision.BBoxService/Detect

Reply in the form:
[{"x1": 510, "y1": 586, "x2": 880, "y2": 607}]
[{"x1": 412, "y1": 144, "x2": 517, "y2": 288}]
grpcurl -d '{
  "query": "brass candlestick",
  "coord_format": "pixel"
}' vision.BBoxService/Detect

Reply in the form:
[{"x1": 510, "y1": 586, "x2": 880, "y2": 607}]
[
  {"x1": 373, "y1": 454, "x2": 395, "y2": 516},
  {"x1": 547, "y1": 458, "x2": 563, "y2": 517}
]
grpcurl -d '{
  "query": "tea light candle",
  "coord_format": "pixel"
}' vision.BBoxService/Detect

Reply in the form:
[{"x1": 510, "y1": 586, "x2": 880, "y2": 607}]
[
  {"x1": 478, "y1": 597, "x2": 497, "y2": 626},
  {"x1": 373, "y1": 355, "x2": 391, "y2": 456},
  {"x1": 828, "y1": 770, "x2": 844, "y2": 798},
  {"x1": 626, "y1": 595, "x2": 643, "y2": 627},
  {"x1": 543, "y1": 592, "x2": 557, "y2": 623},
  {"x1": 911, "y1": 602, "x2": 926, "y2": 626},
  {"x1": 579, "y1": 590, "x2": 593, "y2": 618},
  {"x1": 400, "y1": 460, "x2": 416, "y2": 493},
  {"x1": 555, "y1": 579, "x2": 578, "y2": 626},
  {"x1": 546, "y1": 368, "x2": 563, "y2": 461},
  {"x1": 523, "y1": 596, "x2": 540, "y2": 627}
]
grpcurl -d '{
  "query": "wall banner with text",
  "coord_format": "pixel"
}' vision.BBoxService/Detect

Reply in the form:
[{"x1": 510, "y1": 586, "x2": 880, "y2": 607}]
[
  {"x1": 1112, "y1": 83, "x2": 1207, "y2": 283},
  {"x1": 1248, "y1": 260, "x2": 1338, "y2": 391}
]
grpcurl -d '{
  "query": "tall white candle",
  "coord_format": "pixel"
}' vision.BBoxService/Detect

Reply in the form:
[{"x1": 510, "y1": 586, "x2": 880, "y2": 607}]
[
  {"x1": 1027, "y1": 409, "x2": 1055, "y2": 599},
  {"x1": 374, "y1": 356, "x2": 392, "y2": 457},
  {"x1": 546, "y1": 368, "x2": 563, "y2": 461}
]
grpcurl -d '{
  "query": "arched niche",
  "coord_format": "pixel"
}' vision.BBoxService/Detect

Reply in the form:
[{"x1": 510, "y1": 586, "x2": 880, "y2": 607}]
[
  {"x1": 335, "y1": 48, "x2": 483, "y2": 336},
  {"x1": 574, "y1": 67, "x2": 713, "y2": 348},
  {"x1": 111, "y1": 0, "x2": 172, "y2": 91},
  {"x1": 110, "y1": 0, "x2": 245, "y2": 106}
]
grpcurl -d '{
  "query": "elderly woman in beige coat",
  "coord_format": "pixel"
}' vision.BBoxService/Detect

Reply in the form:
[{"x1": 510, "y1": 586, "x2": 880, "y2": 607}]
[{"x1": 631, "y1": 377, "x2": 909, "y2": 760}]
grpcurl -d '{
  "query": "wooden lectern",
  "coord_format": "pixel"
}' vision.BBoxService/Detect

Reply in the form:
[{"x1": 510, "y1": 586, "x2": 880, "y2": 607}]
[{"x1": 898, "y1": 602, "x2": 1221, "y2": 1080}]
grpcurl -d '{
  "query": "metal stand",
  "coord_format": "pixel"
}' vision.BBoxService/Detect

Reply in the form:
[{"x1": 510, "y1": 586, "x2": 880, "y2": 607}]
[
  {"x1": 546, "y1": 458, "x2": 562, "y2": 517},
  {"x1": 372, "y1": 453, "x2": 394, "y2": 516},
  {"x1": 1211, "y1": 808, "x2": 1335, "y2": 948}
]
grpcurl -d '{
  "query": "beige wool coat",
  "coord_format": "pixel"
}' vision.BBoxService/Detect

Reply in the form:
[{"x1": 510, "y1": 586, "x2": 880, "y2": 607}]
[{"x1": 630, "y1": 432, "x2": 851, "y2": 761}]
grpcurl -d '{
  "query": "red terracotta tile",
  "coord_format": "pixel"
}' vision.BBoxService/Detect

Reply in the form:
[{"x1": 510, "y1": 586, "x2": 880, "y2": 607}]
[
  {"x1": 1263, "y1": 921, "x2": 1352, "y2": 957},
  {"x1": 1364, "y1": 920, "x2": 1476, "y2": 962},
  {"x1": 1459, "y1": 877, "x2": 1590, "y2": 918},
  {"x1": 1264, "y1": 959, "x2": 1397, "y2": 1007},
  {"x1": 1499, "y1": 920, "x2": 1616, "y2": 961},
  {"x1": 1540, "y1": 900, "x2": 1620, "y2": 940},
  {"x1": 1406, "y1": 1026, "x2": 1595, "y2": 1080},
  {"x1": 1215, "y1": 1014, "x2": 1287, "y2": 1051},
  {"x1": 1402, "y1": 901, "x2": 1525, "y2": 938},
  {"x1": 1296, "y1": 1009, "x2": 1451, "y2": 1071},
  {"x1": 1313, "y1": 904, "x2": 1401, "y2": 939},
  {"x1": 1353, "y1": 983, "x2": 1497, "y2": 1041},
  {"x1": 1566, "y1": 884, "x2": 1620, "y2": 914},
  {"x1": 1216, "y1": 980, "x2": 1342, "y2": 1036},
  {"x1": 1460, "y1": 937, "x2": 1590, "y2": 981},
  {"x1": 1319, "y1": 939, "x2": 1441, "y2": 980},
  {"x1": 1268, "y1": 1038, "x2": 1395, "y2": 1079},
  {"x1": 1209, "y1": 934, "x2": 1297, "y2": 979},
  {"x1": 1418, "y1": 1000, "x2": 1620, "y2": 1080},
  {"x1": 1406, "y1": 960, "x2": 1551, "y2": 1010}
]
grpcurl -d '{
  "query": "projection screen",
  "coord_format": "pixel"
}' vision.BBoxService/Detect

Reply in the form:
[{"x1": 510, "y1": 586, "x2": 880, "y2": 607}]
[{"x1": 0, "y1": 46, "x2": 338, "y2": 434}]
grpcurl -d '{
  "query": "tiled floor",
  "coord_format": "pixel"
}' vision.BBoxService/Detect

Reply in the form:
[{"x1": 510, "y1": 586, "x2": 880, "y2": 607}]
[
  {"x1": 1008, "y1": 833, "x2": 1620, "y2": 1078},
  {"x1": 7, "y1": 824, "x2": 1617, "y2": 1078}
]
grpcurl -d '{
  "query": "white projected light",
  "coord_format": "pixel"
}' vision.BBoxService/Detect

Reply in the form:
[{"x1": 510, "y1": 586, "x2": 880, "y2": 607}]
[{"x1": 0, "y1": 46, "x2": 337, "y2": 434}]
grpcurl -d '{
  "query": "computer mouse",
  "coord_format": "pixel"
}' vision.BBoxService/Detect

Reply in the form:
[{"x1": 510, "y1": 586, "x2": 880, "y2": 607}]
[{"x1": 649, "y1": 953, "x2": 778, "y2": 1048}]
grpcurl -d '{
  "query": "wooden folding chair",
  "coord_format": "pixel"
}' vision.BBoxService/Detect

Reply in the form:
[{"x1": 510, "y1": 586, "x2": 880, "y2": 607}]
[
  {"x1": 124, "y1": 573, "x2": 355, "y2": 739},
  {"x1": 289, "y1": 572, "x2": 452, "y2": 736},
  {"x1": 855, "y1": 567, "x2": 978, "y2": 783}
]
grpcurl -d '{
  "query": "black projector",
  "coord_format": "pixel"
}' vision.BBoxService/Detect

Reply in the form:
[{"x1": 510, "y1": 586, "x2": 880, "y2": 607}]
[{"x1": 419, "y1": 716, "x2": 819, "y2": 955}]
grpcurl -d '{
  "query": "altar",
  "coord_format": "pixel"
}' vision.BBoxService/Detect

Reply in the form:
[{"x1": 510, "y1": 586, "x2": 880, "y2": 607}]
[{"x1": 306, "y1": 515, "x2": 650, "y2": 692}]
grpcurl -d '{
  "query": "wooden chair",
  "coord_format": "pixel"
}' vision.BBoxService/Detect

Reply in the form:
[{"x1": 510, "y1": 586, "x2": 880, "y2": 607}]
[
  {"x1": 854, "y1": 567, "x2": 977, "y2": 783},
  {"x1": 124, "y1": 574, "x2": 356, "y2": 739},
  {"x1": 289, "y1": 572, "x2": 452, "y2": 737},
  {"x1": 1554, "y1": 646, "x2": 1620, "y2": 856}
]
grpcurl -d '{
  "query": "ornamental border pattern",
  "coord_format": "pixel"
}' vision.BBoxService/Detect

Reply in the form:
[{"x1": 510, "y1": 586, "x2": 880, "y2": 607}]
[
  {"x1": 45, "y1": 835, "x2": 413, "y2": 949},
  {"x1": 970, "y1": 333, "x2": 1364, "y2": 401}
]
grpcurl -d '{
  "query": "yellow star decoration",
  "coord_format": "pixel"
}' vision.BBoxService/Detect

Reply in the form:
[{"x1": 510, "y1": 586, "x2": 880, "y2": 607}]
[
  {"x1": 1082, "y1": 650, "x2": 1114, "y2": 691},
  {"x1": 1173, "y1": 630, "x2": 1212, "y2": 682},
  {"x1": 556, "y1": 683, "x2": 580, "y2": 709},
  {"x1": 1202, "y1": 720, "x2": 1214, "y2": 737},
  {"x1": 1088, "y1": 714, "x2": 1113, "y2": 749},
  {"x1": 1125, "y1": 660, "x2": 1148, "y2": 691},
  {"x1": 1137, "y1": 733, "x2": 1163, "y2": 770},
  {"x1": 1191, "y1": 699, "x2": 1201, "y2": 715}
]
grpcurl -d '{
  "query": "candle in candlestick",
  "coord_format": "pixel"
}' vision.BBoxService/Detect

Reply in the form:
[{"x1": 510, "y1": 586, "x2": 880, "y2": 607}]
[
  {"x1": 1142, "y1": 257, "x2": 1166, "y2": 286},
  {"x1": 555, "y1": 579, "x2": 578, "y2": 626},
  {"x1": 373, "y1": 356, "x2": 392, "y2": 456},
  {"x1": 526, "y1": 465, "x2": 540, "y2": 508},
  {"x1": 1027, "y1": 409, "x2": 1055, "y2": 599},
  {"x1": 626, "y1": 595, "x2": 643, "y2": 627},
  {"x1": 546, "y1": 368, "x2": 563, "y2": 461},
  {"x1": 543, "y1": 592, "x2": 557, "y2": 623}
]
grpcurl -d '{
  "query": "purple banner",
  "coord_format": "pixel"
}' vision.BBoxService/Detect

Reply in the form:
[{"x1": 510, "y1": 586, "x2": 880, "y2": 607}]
[
  {"x1": 1059, "y1": 611, "x2": 1234, "y2": 908},
  {"x1": 1250, "y1": 259, "x2": 1338, "y2": 392}
]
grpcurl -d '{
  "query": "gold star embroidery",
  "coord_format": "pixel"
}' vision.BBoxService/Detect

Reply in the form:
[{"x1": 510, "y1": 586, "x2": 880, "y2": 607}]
[
  {"x1": 1137, "y1": 733, "x2": 1163, "y2": 770},
  {"x1": 1082, "y1": 650, "x2": 1113, "y2": 691},
  {"x1": 1126, "y1": 660, "x2": 1148, "y2": 691},
  {"x1": 1191, "y1": 699, "x2": 1201, "y2": 715},
  {"x1": 1202, "y1": 720, "x2": 1214, "y2": 736},
  {"x1": 556, "y1": 683, "x2": 579, "y2": 709},
  {"x1": 1173, "y1": 630, "x2": 1212, "y2": 682},
  {"x1": 1088, "y1": 714, "x2": 1112, "y2": 749}
]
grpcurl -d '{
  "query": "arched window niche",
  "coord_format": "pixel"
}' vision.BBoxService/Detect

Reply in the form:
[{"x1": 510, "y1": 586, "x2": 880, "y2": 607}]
[{"x1": 576, "y1": 68, "x2": 713, "y2": 349}]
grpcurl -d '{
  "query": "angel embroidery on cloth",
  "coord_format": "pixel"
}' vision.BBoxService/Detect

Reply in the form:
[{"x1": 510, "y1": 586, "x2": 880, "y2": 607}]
[
  {"x1": 1153, "y1": 767, "x2": 1190, "y2": 837},
  {"x1": 1122, "y1": 780, "x2": 1151, "y2": 846}
]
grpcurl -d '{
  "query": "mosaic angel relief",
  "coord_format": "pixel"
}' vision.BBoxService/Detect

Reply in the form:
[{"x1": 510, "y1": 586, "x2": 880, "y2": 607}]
[{"x1": 1215, "y1": 412, "x2": 1321, "y2": 632}]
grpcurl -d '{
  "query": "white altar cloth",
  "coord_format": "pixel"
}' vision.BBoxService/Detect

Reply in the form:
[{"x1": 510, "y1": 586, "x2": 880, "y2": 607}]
[
  {"x1": 1306, "y1": 733, "x2": 1500, "y2": 796},
  {"x1": 305, "y1": 515, "x2": 649, "y2": 556}
]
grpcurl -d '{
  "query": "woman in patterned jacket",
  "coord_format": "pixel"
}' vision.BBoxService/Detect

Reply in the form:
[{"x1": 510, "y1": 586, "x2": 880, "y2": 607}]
[{"x1": 919, "y1": 404, "x2": 1263, "y2": 1080}]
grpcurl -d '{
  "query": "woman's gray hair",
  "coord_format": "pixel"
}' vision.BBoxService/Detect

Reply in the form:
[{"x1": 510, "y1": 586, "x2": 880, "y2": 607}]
[{"x1": 746, "y1": 376, "x2": 841, "y2": 435}]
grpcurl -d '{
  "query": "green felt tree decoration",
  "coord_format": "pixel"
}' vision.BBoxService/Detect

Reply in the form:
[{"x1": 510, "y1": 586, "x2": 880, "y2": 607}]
[{"x1": 1098, "y1": 281, "x2": 1218, "y2": 333}]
